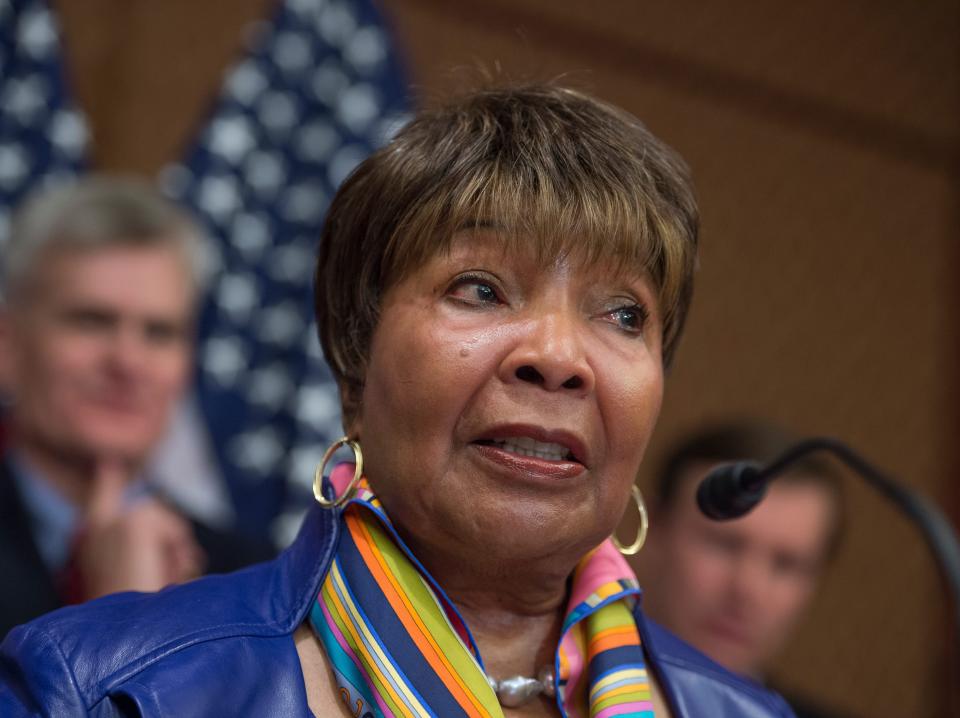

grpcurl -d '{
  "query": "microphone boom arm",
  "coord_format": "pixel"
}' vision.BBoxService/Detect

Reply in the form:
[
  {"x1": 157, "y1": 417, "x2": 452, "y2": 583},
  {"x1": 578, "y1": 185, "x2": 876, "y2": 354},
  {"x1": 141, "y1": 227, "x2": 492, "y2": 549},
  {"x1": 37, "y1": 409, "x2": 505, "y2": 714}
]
[{"x1": 711, "y1": 436, "x2": 960, "y2": 670}]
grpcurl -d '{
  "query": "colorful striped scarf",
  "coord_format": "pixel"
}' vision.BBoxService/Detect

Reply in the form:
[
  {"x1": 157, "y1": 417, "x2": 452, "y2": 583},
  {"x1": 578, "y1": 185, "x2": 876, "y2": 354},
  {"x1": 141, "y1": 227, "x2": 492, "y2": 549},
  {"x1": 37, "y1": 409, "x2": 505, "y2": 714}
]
[{"x1": 309, "y1": 471, "x2": 655, "y2": 718}]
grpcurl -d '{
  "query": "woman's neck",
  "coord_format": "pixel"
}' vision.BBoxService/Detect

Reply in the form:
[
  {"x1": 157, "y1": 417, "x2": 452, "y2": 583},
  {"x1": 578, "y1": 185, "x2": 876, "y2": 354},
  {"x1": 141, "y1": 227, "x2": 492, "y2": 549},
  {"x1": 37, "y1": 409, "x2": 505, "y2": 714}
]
[
  {"x1": 456, "y1": 590, "x2": 565, "y2": 682},
  {"x1": 408, "y1": 537, "x2": 575, "y2": 683},
  {"x1": 452, "y1": 583, "x2": 567, "y2": 718}
]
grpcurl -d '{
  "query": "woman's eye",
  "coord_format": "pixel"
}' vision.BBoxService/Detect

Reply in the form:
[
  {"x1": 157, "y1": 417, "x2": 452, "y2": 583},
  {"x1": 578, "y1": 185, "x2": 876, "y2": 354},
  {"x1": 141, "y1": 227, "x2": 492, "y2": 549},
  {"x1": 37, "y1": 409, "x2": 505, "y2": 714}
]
[
  {"x1": 447, "y1": 276, "x2": 501, "y2": 306},
  {"x1": 607, "y1": 304, "x2": 648, "y2": 334}
]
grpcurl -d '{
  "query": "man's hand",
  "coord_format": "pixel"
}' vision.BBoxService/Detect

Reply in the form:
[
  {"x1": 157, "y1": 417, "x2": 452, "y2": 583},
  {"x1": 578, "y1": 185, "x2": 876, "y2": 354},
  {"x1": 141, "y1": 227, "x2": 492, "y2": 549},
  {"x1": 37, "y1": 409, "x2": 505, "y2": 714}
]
[{"x1": 75, "y1": 460, "x2": 205, "y2": 600}]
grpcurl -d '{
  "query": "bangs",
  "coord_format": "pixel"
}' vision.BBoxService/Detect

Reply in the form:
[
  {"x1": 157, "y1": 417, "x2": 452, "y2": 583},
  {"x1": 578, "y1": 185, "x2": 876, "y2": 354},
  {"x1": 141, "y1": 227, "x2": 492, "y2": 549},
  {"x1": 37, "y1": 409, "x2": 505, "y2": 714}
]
[{"x1": 379, "y1": 123, "x2": 692, "y2": 349}]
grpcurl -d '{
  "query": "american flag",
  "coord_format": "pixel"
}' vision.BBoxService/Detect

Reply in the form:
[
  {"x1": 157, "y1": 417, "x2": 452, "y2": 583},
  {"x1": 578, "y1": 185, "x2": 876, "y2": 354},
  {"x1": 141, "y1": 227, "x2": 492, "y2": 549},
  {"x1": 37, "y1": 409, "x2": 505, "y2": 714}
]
[{"x1": 0, "y1": 0, "x2": 410, "y2": 541}]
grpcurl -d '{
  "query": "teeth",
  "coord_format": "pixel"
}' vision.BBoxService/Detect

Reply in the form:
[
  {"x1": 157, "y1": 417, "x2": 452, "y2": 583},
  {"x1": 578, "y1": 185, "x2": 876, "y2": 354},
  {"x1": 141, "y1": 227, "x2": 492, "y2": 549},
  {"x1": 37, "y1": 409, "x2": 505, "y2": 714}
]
[{"x1": 492, "y1": 437, "x2": 570, "y2": 461}]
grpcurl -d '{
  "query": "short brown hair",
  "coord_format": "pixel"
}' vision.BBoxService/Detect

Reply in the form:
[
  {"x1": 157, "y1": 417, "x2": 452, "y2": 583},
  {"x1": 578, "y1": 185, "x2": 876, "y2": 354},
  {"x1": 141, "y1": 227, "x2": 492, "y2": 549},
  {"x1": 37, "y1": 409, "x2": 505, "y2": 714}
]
[{"x1": 315, "y1": 83, "x2": 699, "y2": 427}]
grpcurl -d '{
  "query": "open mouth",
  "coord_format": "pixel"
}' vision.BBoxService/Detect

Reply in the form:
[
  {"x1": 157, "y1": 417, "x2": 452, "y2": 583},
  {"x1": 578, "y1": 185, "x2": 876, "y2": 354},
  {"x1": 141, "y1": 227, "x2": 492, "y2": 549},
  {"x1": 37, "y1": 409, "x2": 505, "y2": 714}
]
[{"x1": 475, "y1": 437, "x2": 578, "y2": 463}]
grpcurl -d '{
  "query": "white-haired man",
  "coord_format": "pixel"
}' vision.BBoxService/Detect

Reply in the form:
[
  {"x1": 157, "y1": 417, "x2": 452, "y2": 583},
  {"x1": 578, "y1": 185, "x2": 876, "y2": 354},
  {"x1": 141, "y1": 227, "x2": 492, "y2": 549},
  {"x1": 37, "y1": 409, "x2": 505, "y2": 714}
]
[{"x1": 0, "y1": 177, "x2": 273, "y2": 638}]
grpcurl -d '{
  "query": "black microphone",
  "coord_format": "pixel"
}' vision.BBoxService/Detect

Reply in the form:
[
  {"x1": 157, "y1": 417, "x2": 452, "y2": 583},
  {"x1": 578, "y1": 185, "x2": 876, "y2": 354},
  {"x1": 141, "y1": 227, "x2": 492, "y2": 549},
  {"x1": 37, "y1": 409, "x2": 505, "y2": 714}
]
[
  {"x1": 696, "y1": 460, "x2": 766, "y2": 520},
  {"x1": 695, "y1": 436, "x2": 960, "y2": 672}
]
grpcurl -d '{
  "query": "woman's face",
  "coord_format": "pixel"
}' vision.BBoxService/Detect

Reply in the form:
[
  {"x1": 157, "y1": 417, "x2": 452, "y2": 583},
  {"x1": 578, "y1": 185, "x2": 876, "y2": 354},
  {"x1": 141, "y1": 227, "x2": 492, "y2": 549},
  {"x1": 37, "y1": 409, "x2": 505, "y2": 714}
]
[{"x1": 352, "y1": 230, "x2": 665, "y2": 567}]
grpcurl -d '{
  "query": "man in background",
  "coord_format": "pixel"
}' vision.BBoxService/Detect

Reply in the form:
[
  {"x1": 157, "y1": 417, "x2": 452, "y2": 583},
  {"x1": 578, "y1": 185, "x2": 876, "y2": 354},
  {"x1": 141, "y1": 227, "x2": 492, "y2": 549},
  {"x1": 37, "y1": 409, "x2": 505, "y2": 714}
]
[
  {"x1": 635, "y1": 421, "x2": 849, "y2": 718},
  {"x1": 0, "y1": 177, "x2": 273, "y2": 639}
]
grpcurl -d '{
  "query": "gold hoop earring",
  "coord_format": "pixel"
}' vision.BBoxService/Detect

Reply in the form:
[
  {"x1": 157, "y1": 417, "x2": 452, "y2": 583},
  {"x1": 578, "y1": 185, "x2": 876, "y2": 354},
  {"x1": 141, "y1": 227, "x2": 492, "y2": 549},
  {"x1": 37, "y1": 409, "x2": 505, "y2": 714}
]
[
  {"x1": 313, "y1": 437, "x2": 363, "y2": 509},
  {"x1": 611, "y1": 485, "x2": 648, "y2": 556}
]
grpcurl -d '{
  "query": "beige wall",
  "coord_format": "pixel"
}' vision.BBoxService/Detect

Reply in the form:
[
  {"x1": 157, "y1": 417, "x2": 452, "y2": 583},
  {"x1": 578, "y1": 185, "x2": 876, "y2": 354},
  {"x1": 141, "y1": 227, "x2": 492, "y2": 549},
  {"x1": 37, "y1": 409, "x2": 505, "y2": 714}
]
[{"x1": 58, "y1": 1, "x2": 958, "y2": 714}]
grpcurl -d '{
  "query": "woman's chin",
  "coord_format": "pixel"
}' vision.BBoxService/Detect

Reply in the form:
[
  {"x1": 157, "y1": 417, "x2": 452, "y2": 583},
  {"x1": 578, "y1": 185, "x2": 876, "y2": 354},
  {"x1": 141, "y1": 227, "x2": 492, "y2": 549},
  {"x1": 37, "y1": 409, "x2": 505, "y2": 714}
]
[
  {"x1": 446, "y1": 497, "x2": 608, "y2": 572},
  {"x1": 369, "y1": 447, "x2": 615, "y2": 575}
]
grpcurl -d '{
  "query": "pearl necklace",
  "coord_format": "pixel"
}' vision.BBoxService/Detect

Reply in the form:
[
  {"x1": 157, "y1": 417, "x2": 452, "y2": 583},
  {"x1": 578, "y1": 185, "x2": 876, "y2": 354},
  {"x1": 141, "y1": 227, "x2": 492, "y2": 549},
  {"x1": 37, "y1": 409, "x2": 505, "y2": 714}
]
[{"x1": 486, "y1": 665, "x2": 556, "y2": 708}]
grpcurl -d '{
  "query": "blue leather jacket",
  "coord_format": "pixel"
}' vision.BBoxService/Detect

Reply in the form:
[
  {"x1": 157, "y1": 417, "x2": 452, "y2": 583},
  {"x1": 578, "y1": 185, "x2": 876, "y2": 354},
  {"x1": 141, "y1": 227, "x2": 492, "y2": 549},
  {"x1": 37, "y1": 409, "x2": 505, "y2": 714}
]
[{"x1": 0, "y1": 503, "x2": 795, "y2": 717}]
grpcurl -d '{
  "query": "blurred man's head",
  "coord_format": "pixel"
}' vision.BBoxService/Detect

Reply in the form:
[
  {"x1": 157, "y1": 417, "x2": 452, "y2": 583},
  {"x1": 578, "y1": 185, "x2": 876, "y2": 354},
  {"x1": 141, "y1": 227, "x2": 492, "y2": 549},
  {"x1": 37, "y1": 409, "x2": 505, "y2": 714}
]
[
  {"x1": 0, "y1": 177, "x2": 203, "y2": 485},
  {"x1": 639, "y1": 421, "x2": 843, "y2": 678}
]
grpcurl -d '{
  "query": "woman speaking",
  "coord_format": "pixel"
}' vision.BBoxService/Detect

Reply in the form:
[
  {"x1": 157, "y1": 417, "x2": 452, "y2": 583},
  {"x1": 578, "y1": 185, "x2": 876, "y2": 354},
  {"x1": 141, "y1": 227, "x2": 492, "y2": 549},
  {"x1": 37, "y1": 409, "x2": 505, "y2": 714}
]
[{"x1": 0, "y1": 84, "x2": 795, "y2": 717}]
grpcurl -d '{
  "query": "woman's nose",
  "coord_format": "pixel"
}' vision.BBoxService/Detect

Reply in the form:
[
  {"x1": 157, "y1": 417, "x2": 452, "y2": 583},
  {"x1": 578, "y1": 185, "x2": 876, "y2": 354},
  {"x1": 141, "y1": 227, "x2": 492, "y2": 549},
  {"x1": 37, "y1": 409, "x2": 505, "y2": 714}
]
[{"x1": 499, "y1": 310, "x2": 595, "y2": 394}]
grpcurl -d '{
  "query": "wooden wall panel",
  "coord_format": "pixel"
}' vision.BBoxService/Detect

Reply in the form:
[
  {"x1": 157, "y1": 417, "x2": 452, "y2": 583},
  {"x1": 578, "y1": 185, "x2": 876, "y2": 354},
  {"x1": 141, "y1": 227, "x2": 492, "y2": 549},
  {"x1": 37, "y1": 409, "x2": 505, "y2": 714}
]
[{"x1": 55, "y1": 0, "x2": 274, "y2": 173}]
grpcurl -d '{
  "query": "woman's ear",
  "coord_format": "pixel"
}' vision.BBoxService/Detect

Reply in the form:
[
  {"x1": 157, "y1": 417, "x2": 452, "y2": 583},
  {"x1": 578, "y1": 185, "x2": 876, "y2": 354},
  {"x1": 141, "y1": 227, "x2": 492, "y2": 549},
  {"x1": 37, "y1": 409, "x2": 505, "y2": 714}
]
[
  {"x1": 340, "y1": 380, "x2": 363, "y2": 440},
  {"x1": 345, "y1": 416, "x2": 362, "y2": 441}
]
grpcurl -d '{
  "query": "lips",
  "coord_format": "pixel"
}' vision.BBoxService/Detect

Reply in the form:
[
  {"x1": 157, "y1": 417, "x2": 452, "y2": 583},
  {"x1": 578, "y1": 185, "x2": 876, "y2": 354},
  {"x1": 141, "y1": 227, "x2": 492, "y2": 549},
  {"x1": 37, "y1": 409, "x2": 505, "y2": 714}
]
[
  {"x1": 703, "y1": 618, "x2": 753, "y2": 648},
  {"x1": 88, "y1": 394, "x2": 148, "y2": 414},
  {"x1": 471, "y1": 424, "x2": 589, "y2": 469},
  {"x1": 485, "y1": 436, "x2": 571, "y2": 461}
]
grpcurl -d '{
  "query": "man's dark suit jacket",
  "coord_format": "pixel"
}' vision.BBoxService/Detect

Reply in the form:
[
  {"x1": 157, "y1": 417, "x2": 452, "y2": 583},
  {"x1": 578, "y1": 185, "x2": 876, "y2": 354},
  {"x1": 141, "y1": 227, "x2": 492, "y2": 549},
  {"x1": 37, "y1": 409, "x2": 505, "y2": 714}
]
[{"x1": 0, "y1": 459, "x2": 276, "y2": 640}]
